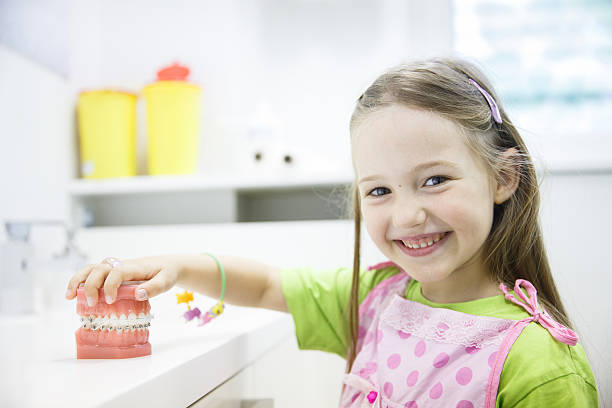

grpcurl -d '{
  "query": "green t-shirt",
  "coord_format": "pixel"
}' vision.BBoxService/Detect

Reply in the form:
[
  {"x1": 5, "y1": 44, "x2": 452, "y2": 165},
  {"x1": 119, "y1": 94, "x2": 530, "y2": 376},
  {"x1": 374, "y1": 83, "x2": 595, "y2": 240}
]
[{"x1": 280, "y1": 264, "x2": 599, "y2": 407}]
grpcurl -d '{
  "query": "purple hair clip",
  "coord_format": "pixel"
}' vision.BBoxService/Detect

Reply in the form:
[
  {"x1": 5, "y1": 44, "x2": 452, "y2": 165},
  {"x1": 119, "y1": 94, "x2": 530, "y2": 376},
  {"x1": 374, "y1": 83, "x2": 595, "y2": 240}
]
[{"x1": 468, "y1": 78, "x2": 502, "y2": 125}]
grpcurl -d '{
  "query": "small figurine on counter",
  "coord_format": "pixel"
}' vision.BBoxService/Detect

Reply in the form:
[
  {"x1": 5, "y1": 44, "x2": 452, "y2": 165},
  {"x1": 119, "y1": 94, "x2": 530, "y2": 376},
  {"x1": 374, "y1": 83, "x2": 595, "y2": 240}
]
[
  {"x1": 175, "y1": 254, "x2": 226, "y2": 326},
  {"x1": 176, "y1": 290, "x2": 225, "y2": 326}
]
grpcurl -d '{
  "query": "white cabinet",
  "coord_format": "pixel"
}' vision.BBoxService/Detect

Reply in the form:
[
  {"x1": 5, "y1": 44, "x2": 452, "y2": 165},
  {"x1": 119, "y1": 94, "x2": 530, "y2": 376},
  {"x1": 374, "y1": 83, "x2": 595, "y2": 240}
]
[
  {"x1": 189, "y1": 336, "x2": 347, "y2": 408},
  {"x1": 188, "y1": 365, "x2": 273, "y2": 408}
]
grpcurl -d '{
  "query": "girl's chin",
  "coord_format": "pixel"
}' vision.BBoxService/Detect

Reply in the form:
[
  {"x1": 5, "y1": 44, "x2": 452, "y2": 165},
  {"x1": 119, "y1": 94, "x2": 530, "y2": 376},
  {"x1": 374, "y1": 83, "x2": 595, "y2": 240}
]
[{"x1": 389, "y1": 264, "x2": 451, "y2": 284}]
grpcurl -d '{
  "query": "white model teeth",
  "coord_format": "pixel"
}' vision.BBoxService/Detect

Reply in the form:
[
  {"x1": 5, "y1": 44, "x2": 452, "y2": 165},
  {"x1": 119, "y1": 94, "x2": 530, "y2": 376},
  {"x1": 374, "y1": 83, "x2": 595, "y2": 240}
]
[
  {"x1": 109, "y1": 313, "x2": 118, "y2": 330},
  {"x1": 402, "y1": 232, "x2": 447, "y2": 249},
  {"x1": 79, "y1": 312, "x2": 152, "y2": 331}
]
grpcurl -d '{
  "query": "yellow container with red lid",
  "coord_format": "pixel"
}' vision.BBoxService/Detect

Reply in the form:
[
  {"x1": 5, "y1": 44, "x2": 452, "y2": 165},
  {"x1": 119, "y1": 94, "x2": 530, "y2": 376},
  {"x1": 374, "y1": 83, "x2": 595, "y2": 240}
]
[
  {"x1": 76, "y1": 90, "x2": 138, "y2": 179},
  {"x1": 143, "y1": 63, "x2": 201, "y2": 175}
]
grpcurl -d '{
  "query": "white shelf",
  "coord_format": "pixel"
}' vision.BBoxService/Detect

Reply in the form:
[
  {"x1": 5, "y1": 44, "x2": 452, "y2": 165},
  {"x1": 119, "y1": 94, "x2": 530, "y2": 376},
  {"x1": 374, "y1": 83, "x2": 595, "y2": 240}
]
[
  {"x1": 67, "y1": 172, "x2": 355, "y2": 226},
  {"x1": 68, "y1": 172, "x2": 354, "y2": 197}
]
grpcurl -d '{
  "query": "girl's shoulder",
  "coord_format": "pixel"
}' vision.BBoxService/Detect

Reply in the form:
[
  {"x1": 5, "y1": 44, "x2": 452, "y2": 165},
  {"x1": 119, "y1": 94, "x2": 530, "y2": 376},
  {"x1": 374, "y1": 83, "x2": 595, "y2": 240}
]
[
  {"x1": 499, "y1": 323, "x2": 599, "y2": 406},
  {"x1": 362, "y1": 261, "x2": 405, "y2": 280},
  {"x1": 279, "y1": 263, "x2": 403, "y2": 311},
  {"x1": 359, "y1": 262, "x2": 407, "y2": 302}
]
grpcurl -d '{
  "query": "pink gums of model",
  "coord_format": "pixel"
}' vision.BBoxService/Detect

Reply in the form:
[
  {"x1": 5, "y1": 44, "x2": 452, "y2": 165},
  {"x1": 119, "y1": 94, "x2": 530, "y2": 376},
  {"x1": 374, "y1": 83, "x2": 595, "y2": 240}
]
[{"x1": 75, "y1": 281, "x2": 152, "y2": 359}]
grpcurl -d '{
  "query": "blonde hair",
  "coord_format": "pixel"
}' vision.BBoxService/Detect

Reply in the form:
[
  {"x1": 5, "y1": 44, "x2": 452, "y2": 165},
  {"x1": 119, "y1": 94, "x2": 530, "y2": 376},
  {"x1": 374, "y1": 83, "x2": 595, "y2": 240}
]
[{"x1": 344, "y1": 57, "x2": 573, "y2": 373}]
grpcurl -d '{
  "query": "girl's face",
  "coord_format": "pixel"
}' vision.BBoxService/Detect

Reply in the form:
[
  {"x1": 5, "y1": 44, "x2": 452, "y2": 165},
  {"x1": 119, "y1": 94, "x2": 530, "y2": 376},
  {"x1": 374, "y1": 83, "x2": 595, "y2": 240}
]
[{"x1": 352, "y1": 104, "x2": 501, "y2": 301}]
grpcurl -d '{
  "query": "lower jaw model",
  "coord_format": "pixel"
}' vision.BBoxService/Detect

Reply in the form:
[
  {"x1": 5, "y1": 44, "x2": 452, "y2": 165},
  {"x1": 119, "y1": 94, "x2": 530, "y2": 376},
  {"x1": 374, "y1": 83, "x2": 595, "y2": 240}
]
[{"x1": 75, "y1": 282, "x2": 152, "y2": 359}]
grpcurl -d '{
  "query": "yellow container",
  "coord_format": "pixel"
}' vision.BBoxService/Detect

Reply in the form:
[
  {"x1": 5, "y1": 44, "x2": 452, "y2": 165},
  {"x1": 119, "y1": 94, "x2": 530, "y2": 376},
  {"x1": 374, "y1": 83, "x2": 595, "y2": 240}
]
[
  {"x1": 76, "y1": 90, "x2": 138, "y2": 179},
  {"x1": 143, "y1": 80, "x2": 201, "y2": 175}
]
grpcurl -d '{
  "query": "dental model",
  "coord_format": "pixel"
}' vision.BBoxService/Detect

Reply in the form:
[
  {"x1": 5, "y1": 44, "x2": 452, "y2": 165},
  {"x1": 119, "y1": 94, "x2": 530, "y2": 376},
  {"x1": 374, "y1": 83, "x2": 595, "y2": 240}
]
[{"x1": 75, "y1": 281, "x2": 152, "y2": 359}]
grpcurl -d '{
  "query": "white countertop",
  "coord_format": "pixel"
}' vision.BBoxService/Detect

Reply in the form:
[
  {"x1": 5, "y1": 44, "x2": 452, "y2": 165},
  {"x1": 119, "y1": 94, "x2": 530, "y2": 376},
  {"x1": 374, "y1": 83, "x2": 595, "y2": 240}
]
[{"x1": 0, "y1": 290, "x2": 294, "y2": 408}]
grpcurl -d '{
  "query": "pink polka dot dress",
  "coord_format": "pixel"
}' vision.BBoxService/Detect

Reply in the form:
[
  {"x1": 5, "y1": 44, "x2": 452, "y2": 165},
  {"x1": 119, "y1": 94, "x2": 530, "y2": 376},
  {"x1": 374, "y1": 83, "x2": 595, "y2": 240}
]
[{"x1": 339, "y1": 262, "x2": 578, "y2": 408}]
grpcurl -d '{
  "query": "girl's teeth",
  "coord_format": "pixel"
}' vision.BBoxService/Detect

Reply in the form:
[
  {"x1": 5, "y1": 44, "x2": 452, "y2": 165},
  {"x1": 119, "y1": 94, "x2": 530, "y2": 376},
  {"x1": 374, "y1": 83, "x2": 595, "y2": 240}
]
[{"x1": 402, "y1": 232, "x2": 447, "y2": 248}]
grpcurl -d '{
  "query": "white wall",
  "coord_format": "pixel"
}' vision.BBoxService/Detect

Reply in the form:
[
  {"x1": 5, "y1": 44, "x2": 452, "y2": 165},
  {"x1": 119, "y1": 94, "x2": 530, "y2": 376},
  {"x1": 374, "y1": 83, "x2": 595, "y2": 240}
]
[
  {"x1": 0, "y1": 45, "x2": 73, "y2": 222},
  {"x1": 539, "y1": 172, "x2": 612, "y2": 407}
]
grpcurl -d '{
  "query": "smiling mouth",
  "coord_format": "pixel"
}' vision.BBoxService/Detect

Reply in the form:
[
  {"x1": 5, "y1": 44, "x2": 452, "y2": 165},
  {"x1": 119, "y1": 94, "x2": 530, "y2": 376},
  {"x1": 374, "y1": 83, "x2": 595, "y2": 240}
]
[
  {"x1": 394, "y1": 231, "x2": 452, "y2": 257},
  {"x1": 398, "y1": 231, "x2": 451, "y2": 249}
]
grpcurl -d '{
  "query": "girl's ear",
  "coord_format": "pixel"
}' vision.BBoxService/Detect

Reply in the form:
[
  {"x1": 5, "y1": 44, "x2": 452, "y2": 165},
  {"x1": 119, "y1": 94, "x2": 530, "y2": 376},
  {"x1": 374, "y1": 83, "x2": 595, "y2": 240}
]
[{"x1": 493, "y1": 147, "x2": 521, "y2": 205}]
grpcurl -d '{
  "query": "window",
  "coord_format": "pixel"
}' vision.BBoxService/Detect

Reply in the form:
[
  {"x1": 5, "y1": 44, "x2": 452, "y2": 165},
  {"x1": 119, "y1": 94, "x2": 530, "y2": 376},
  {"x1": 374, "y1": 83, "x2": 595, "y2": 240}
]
[{"x1": 453, "y1": 0, "x2": 612, "y2": 170}]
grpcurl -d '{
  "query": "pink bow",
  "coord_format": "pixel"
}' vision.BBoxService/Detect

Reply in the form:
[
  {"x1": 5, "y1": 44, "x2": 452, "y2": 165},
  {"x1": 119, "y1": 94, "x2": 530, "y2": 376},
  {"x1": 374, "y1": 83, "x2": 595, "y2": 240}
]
[{"x1": 499, "y1": 279, "x2": 578, "y2": 346}]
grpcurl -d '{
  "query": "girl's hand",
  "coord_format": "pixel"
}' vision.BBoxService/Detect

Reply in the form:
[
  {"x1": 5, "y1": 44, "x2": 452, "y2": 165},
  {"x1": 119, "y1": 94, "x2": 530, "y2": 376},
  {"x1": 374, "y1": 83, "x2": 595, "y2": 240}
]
[{"x1": 64, "y1": 256, "x2": 181, "y2": 306}]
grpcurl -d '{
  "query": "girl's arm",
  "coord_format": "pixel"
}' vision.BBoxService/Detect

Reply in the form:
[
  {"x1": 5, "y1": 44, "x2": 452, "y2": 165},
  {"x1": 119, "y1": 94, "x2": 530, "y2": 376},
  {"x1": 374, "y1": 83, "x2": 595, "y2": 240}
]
[
  {"x1": 65, "y1": 253, "x2": 289, "y2": 313},
  {"x1": 177, "y1": 254, "x2": 289, "y2": 312}
]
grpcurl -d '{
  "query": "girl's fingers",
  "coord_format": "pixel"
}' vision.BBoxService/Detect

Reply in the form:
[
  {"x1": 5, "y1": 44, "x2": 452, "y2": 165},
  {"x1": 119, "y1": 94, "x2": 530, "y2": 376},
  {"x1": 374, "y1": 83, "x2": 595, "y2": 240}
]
[
  {"x1": 135, "y1": 268, "x2": 179, "y2": 301},
  {"x1": 103, "y1": 267, "x2": 126, "y2": 304},
  {"x1": 83, "y1": 263, "x2": 113, "y2": 306},
  {"x1": 65, "y1": 257, "x2": 173, "y2": 305},
  {"x1": 103, "y1": 262, "x2": 160, "y2": 304},
  {"x1": 65, "y1": 263, "x2": 96, "y2": 299}
]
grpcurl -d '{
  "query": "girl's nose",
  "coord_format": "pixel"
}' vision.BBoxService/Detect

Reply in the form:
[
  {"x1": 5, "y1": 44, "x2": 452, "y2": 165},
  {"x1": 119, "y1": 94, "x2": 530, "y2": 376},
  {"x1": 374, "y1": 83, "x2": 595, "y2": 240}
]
[{"x1": 391, "y1": 197, "x2": 427, "y2": 229}]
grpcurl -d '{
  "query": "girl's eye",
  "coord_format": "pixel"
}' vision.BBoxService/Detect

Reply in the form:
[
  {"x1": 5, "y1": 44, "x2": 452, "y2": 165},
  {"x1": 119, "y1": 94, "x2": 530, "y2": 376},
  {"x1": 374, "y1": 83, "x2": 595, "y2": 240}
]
[
  {"x1": 368, "y1": 187, "x2": 390, "y2": 197},
  {"x1": 424, "y1": 176, "x2": 449, "y2": 187},
  {"x1": 366, "y1": 176, "x2": 449, "y2": 197}
]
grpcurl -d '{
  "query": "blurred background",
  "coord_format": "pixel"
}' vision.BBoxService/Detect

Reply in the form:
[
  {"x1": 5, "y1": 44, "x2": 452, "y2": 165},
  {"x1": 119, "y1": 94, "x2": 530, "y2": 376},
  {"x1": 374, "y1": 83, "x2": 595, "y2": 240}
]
[{"x1": 0, "y1": 0, "x2": 610, "y2": 406}]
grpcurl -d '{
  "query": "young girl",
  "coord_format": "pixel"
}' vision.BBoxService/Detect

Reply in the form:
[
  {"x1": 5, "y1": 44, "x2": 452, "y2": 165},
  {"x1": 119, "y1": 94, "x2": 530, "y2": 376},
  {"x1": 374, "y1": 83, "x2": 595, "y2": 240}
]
[{"x1": 65, "y1": 58, "x2": 599, "y2": 407}]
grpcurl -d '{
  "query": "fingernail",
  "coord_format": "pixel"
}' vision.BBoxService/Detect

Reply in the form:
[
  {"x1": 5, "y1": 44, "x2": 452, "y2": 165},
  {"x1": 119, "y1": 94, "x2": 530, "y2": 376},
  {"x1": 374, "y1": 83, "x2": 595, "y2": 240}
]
[
  {"x1": 135, "y1": 288, "x2": 148, "y2": 301},
  {"x1": 87, "y1": 296, "x2": 95, "y2": 307},
  {"x1": 105, "y1": 295, "x2": 114, "y2": 304},
  {"x1": 65, "y1": 289, "x2": 72, "y2": 299}
]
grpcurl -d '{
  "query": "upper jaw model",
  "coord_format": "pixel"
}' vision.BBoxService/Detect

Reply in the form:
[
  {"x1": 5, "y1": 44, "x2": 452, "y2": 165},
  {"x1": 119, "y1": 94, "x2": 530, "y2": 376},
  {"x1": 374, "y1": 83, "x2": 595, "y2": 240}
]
[{"x1": 75, "y1": 281, "x2": 152, "y2": 359}]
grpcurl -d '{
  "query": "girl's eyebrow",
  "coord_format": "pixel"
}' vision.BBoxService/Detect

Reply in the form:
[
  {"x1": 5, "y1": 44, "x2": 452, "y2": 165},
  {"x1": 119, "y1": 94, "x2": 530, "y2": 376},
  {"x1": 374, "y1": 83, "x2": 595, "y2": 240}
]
[{"x1": 358, "y1": 160, "x2": 459, "y2": 184}]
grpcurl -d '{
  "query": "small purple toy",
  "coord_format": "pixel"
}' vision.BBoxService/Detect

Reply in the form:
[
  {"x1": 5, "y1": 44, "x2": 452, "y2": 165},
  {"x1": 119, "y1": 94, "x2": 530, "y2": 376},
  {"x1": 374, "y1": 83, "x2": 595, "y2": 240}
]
[{"x1": 183, "y1": 307, "x2": 202, "y2": 321}]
